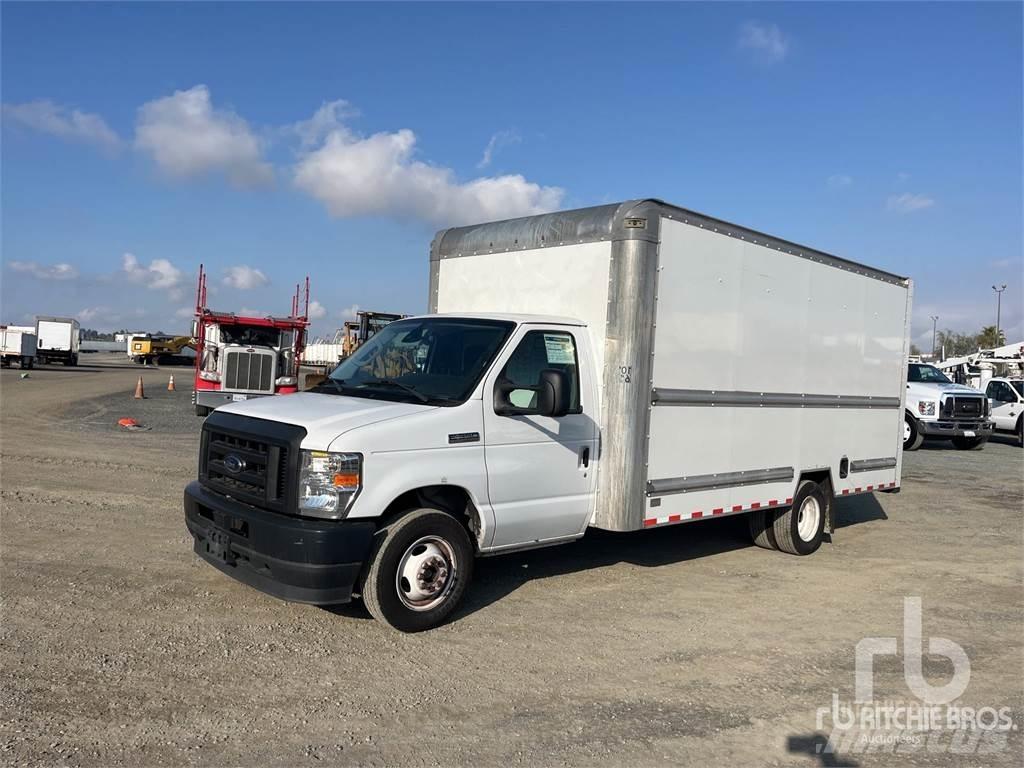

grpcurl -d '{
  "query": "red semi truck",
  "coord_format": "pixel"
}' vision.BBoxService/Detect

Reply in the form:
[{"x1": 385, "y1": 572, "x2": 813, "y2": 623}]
[{"x1": 192, "y1": 265, "x2": 310, "y2": 416}]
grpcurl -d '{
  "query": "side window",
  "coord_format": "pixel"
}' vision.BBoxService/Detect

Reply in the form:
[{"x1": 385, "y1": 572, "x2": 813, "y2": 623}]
[
  {"x1": 497, "y1": 331, "x2": 581, "y2": 413},
  {"x1": 986, "y1": 382, "x2": 998, "y2": 398}
]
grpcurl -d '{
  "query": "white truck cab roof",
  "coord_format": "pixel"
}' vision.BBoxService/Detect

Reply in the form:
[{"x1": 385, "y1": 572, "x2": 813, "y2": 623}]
[{"x1": 415, "y1": 312, "x2": 587, "y2": 327}]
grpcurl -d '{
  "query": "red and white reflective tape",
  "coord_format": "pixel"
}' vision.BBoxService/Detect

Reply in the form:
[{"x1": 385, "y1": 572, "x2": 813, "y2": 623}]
[
  {"x1": 840, "y1": 481, "x2": 898, "y2": 496},
  {"x1": 643, "y1": 481, "x2": 900, "y2": 528},
  {"x1": 643, "y1": 497, "x2": 793, "y2": 528}
]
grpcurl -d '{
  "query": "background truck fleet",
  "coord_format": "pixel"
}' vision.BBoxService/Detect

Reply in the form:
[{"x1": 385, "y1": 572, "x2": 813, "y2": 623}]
[{"x1": 185, "y1": 199, "x2": 912, "y2": 631}]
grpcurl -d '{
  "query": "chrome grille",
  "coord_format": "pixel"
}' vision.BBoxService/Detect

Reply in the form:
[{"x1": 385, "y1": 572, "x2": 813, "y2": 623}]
[{"x1": 223, "y1": 348, "x2": 275, "y2": 392}]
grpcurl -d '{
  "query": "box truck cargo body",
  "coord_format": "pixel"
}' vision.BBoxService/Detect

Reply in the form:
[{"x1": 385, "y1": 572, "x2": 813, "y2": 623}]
[
  {"x1": 430, "y1": 200, "x2": 912, "y2": 533},
  {"x1": 185, "y1": 199, "x2": 912, "y2": 631},
  {"x1": 35, "y1": 316, "x2": 81, "y2": 366},
  {"x1": 1, "y1": 325, "x2": 37, "y2": 368}
]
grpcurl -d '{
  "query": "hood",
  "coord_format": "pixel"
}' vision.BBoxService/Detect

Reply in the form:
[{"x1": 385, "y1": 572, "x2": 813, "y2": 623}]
[
  {"x1": 218, "y1": 392, "x2": 435, "y2": 448},
  {"x1": 908, "y1": 381, "x2": 983, "y2": 396}
]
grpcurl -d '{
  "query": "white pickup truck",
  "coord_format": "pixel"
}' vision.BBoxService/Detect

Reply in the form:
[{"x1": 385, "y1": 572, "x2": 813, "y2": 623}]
[
  {"x1": 983, "y1": 377, "x2": 1024, "y2": 446},
  {"x1": 185, "y1": 199, "x2": 911, "y2": 631},
  {"x1": 903, "y1": 362, "x2": 993, "y2": 450}
]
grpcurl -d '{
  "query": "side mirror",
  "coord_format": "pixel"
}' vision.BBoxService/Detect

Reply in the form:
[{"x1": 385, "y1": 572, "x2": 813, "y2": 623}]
[{"x1": 494, "y1": 369, "x2": 571, "y2": 418}]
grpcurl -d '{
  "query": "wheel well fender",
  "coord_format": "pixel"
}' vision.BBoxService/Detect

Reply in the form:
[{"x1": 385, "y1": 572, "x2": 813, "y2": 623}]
[{"x1": 379, "y1": 485, "x2": 483, "y2": 548}]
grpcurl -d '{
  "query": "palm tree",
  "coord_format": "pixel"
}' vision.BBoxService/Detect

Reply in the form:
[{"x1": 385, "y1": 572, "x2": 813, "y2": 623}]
[{"x1": 977, "y1": 325, "x2": 1006, "y2": 349}]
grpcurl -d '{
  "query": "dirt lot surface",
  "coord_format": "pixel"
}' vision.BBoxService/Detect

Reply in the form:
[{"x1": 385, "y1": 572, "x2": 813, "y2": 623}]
[{"x1": 2, "y1": 358, "x2": 1022, "y2": 767}]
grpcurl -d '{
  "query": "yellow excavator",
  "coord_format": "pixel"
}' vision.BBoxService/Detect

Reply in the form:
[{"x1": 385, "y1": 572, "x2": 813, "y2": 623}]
[{"x1": 129, "y1": 334, "x2": 195, "y2": 365}]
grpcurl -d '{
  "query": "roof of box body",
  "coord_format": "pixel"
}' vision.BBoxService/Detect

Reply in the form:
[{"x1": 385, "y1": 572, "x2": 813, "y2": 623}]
[{"x1": 430, "y1": 198, "x2": 908, "y2": 287}]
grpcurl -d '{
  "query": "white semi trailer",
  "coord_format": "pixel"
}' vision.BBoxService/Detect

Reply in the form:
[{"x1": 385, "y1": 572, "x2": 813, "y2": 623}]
[
  {"x1": 35, "y1": 316, "x2": 81, "y2": 366},
  {"x1": 184, "y1": 200, "x2": 912, "y2": 631}
]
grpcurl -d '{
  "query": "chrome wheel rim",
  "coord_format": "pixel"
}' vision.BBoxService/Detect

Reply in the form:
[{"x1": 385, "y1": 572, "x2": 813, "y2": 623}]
[
  {"x1": 796, "y1": 496, "x2": 821, "y2": 542},
  {"x1": 395, "y1": 536, "x2": 457, "y2": 611}
]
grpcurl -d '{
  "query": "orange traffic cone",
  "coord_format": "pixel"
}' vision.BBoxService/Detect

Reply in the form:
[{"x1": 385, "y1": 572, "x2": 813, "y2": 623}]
[
  {"x1": 167, "y1": 374, "x2": 176, "y2": 391},
  {"x1": 134, "y1": 376, "x2": 145, "y2": 399}
]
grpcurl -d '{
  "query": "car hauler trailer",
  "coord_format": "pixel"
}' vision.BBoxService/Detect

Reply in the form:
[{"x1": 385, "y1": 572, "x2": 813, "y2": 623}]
[
  {"x1": 35, "y1": 316, "x2": 80, "y2": 366},
  {"x1": 184, "y1": 199, "x2": 912, "y2": 632}
]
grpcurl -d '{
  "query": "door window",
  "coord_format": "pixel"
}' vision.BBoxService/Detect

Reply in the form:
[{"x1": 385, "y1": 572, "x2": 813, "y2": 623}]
[{"x1": 497, "y1": 331, "x2": 581, "y2": 413}]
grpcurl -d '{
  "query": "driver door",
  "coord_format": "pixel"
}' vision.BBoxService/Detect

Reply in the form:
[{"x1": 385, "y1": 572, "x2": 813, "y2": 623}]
[{"x1": 482, "y1": 326, "x2": 599, "y2": 549}]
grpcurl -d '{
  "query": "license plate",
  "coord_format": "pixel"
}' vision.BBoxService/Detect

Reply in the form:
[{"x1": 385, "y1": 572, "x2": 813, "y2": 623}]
[
  {"x1": 963, "y1": 430, "x2": 975, "y2": 437},
  {"x1": 232, "y1": 394, "x2": 248, "y2": 402},
  {"x1": 206, "y1": 528, "x2": 233, "y2": 562}
]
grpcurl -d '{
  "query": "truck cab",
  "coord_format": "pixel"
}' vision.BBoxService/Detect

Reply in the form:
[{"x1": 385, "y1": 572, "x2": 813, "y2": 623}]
[
  {"x1": 903, "y1": 362, "x2": 993, "y2": 450},
  {"x1": 185, "y1": 314, "x2": 597, "y2": 631},
  {"x1": 984, "y1": 377, "x2": 1024, "y2": 446}
]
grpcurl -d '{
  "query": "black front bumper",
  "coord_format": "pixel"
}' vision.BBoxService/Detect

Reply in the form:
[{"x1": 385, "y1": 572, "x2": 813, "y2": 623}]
[
  {"x1": 919, "y1": 419, "x2": 994, "y2": 439},
  {"x1": 184, "y1": 481, "x2": 376, "y2": 605}
]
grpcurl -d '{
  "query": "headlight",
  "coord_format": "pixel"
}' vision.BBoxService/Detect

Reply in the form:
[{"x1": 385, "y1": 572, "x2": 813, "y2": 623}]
[
  {"x1": 917, "y1": 401, "x2": 936, "y2": 416},
  {"x1": 298, "y1": 450, "x2": 361, "y2": 518}
]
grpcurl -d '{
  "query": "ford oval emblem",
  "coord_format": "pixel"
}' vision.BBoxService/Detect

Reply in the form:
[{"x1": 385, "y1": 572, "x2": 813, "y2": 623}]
[{"x1": 223, "y1": 454, "x2": 246, "y2": 474}]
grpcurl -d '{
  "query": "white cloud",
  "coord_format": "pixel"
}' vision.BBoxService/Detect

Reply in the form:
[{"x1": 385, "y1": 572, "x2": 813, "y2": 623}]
[
  {"x1": 738, "y1": 21, "x2": 789, "y2": 63},
  {"x1": 3, "y1": 100, "x2": 121, "y2": 151},
  {"x1": 175, "y1": 306, "x2": 196, "y2": 319},
  {"x1": 77, "y1": 306, "x2": 112, "y2": 323},
  {"x1": 134, "y1": 85, "x2": 273, "y2": 187},
  {"x1": 827, "y1": 174, "x2": 853, "y2": 188},
  {"x1": 222, "y1": 265, "x2": 269, "y2": 290},
  {"x1": 337, "y1": 304, "x2": 360, "y2": 321},
  {"x1": 293, "y1": 110, "x2": 563, "y2": 225},
  {"x1": 477, "y1": 129, "x2": 521, "y2": 169},
  {"x1": 7, "y1": 260, "x2": 79, "y2": 280},
  {"x1": 122, "y1": 252, "x2": 185, "y2": 299},
  {"x1": 239, "y1": 307, "x2": 267, "y2": 317},
  {"x1": 887, "y1": 193, "x2": 935, "y2": 213},
  {"x1": 289, "y1": 99, "x2": 359, "y2": 149},
  {"x1": 307, "y1": 299, "x2": 327, "y2": 320}
]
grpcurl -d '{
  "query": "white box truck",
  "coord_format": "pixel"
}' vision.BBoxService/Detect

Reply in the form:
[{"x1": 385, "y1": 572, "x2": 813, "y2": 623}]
[
  {"x1": 1, "y1": 325, "x2": 37, "y2": 368},
  {"x1": 184, "y1": 199, "x2": 912, "y2": 631},
  {"x1": 35, "y1": 316, "x2": 81, "y2": 366}
]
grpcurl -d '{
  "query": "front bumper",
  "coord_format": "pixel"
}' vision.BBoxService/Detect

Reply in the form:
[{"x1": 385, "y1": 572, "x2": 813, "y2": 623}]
[
  {"x1": 918, "y1": 419, "x2": 994, "y2": 439},
  {"x1": 184, "y1": 480, "x2": 376, "y2": 605},
  {"x1": 193, "y1": 389, "x2": 274, "y2": 409}
]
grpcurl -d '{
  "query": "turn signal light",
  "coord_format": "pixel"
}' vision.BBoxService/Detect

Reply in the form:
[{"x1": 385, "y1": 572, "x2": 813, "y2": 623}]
[{"x1": 332, "y1": 472, "x2": 359, "y2": 488}]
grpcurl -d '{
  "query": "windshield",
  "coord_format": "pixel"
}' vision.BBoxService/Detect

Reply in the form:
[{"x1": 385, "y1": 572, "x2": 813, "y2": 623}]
[
  {"x1": 907, "y1": 363, "x2": 952, "y2": 384},
  {"x1": 319, "y1": 318, "x2": 514, "y2": 405},
  {"x1": 1011, "y1": 380, "x2": 1024, "y2": 397},
  {"x1": 220, "y1": 324, "x2": 282, "y2": 348}
]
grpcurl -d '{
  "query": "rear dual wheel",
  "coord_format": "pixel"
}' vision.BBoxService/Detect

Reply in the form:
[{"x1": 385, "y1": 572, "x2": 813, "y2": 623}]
[{"x1": 749, "y1": 480, "x2": 826, "y2": 556}]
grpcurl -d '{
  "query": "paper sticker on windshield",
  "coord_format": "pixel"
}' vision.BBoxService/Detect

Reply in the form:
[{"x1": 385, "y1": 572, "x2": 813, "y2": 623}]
[{"x1": 544, "y1": 334, "x2": 575, "y2": 365}]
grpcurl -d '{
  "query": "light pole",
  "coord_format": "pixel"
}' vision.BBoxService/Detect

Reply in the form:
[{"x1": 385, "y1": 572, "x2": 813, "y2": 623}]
[
  {"x1": 992, "y1": 284, "x2": 1007, "y2": 345},
  {"x1": 930, "y1": 315, "x2": 939, "y2": 358}
]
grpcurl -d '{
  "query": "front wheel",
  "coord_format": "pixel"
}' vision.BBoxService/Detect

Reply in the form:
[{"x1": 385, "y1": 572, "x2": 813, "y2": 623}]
[
  {"x1": 361, "y1": 508, "x2": 474, "y2": 632},
  {"x1": 903, "y1": 413, "x2": 924, "y2": 451},
  {"x1": 951, "y1": 436, "x2": 987, "y2": 450}
]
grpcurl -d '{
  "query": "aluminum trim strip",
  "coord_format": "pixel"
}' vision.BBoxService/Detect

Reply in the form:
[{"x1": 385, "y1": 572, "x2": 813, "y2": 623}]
[
  {"x1": 651, "y1": 388, "x2": 900, "y2": 409},
  {"x1": 647, "y1": 466, "x2": 794, "y2": 497},
  {"x1": 849, "y1": 457, "x2": 898, "y2": 473}
]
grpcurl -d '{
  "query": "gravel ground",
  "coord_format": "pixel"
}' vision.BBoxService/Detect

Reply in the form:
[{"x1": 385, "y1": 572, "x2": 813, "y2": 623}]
[{"x1": 1, "y1": 360, "x2": 1022, "y2": 767}]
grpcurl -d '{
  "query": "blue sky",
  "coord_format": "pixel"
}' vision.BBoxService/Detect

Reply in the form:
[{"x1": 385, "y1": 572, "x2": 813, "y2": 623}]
[{"x1": 2, "y1": 2, "x2": 1021, "y2": 346}]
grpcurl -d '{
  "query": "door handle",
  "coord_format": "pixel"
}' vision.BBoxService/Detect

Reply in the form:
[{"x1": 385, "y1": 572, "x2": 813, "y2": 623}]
[{"x1": 580, "y1": 446, "x2": 590, "y2": 468}]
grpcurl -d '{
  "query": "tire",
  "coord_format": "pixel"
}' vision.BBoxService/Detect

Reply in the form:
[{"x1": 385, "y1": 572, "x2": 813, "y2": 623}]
[
  {"x1": 194, "y1": 405, "x2": 211, "y2": 417},
  {"x1": 361, "y1": 508, "x2": 474, "y2": 632},
  {"x1": 1016, "y1": 417, "x2": 1023, "y2": 448},
  {"x1": 903, "y1": 413, "x2": 924, "y2": 451},
  {"x1": 951, "y1": 436, "x2": 987, "y2": 450},
  {"x1": 771, "y1": 480, "x2": 827, "y2": 556},
  {"x1": 748, "y1": 508, "x2": 777, "y2": 550}
]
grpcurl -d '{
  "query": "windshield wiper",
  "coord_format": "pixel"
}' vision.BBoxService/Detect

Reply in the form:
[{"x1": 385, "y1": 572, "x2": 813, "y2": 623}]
[{"x1": 356, "y1": 378, "x2": 430, "y2": 403}]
